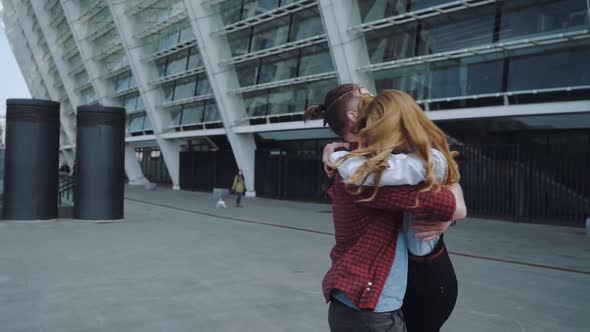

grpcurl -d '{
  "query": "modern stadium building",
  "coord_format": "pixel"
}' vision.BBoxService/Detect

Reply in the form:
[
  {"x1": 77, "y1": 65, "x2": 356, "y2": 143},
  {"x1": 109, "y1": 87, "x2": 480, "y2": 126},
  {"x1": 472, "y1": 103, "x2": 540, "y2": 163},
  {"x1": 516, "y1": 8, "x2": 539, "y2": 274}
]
[{"x1": 1, "y1": 0, "x2": 589, "y2": 225}]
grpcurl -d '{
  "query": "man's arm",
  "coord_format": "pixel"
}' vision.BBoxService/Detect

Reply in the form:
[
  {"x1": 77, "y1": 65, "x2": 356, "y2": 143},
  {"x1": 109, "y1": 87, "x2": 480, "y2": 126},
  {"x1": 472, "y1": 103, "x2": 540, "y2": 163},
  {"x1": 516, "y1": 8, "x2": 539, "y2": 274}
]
[
  {"x1": 406, "y1": 183, "x2": 466, "y2": 240},
  {"x1": 352, "y1": 181, "x2": 465, "y2": 222}
]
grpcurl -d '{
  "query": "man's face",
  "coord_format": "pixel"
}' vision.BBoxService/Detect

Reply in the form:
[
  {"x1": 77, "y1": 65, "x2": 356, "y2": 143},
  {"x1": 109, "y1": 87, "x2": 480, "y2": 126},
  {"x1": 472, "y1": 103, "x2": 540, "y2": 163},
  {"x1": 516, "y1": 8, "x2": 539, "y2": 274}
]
[{"x1": 347, "y1": 87, "x2": 374, "y2": 129}]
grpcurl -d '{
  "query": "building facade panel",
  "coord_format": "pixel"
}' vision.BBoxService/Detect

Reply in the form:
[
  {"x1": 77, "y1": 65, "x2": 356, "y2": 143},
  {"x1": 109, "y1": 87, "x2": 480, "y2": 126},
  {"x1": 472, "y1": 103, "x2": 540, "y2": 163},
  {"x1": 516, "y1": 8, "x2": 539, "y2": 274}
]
[{"x1": 2, "y1": 0, "x2": 589, "y2": 224}]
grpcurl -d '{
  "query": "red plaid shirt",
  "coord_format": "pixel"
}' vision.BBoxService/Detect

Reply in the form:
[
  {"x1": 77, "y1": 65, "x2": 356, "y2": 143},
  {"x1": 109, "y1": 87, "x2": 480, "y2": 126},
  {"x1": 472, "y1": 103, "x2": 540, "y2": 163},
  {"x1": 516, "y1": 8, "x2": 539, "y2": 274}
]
[{"x1": 323, "y1": 175, "x2": 456, "y2": 310}]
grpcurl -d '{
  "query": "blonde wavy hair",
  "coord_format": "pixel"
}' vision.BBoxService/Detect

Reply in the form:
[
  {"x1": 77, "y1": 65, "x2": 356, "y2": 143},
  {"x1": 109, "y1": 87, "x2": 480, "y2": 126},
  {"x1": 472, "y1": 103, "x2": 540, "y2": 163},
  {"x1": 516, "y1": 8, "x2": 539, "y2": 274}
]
[{"x1": 339, "y1": 90, "x2": 460, "y2": 202}]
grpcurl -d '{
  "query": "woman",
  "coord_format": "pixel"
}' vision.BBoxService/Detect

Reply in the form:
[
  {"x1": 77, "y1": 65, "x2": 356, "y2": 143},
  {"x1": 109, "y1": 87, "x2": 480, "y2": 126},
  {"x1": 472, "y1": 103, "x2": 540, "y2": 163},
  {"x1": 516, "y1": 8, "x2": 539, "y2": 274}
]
[
  {"x1": 332, "y1": 89, "x2": 461, "y2": 332},
  {"x1": 231, "y1": 170, "x2": 246, "y2": 208},
  {"x1": 306, "y1": 84, "x2": 465, "y2": 331}
]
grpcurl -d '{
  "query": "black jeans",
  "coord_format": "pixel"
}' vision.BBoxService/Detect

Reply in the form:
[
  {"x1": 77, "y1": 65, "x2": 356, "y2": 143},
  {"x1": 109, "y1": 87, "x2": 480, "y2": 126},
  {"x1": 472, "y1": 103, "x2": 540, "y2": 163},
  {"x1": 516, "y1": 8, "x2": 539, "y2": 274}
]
[
  {"x1": 402, "y1": 238, "x2": 458, "y2": 332},
  {"x1": 235, "y1": 192, "x2": 243, "y2": 206},
  {"x1": 329, "y1": 298, "x2": 407, "y2": 332}
]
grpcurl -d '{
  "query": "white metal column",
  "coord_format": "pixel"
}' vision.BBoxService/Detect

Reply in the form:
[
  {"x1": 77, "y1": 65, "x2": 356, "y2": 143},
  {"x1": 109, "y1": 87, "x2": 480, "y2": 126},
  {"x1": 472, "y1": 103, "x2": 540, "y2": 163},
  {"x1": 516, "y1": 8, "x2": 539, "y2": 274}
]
[
  {"x1": 183, "y1": 0, "x2": 257, "y2": 195},
  {"x1": 8, "y1": 0, "x2": 77, "y2": 154},
  {"x1": 1, "y1": 2, "x2": 49, "y2": 99},
  {"x1": 59, "y1": 0, "x2": 149, "y2": 186},
  {"x1": 317, "y1": 0, "x2": 376, "y2": 91},
  {"x1": 1, "y1": 4, "x2": 75, "y2": 166},
  {"x1": 107, "y1": 0, "x2": 181, "y2": 189},
  {"x1": 28, "y1": 0, "x2": 81, "y2": 170}
]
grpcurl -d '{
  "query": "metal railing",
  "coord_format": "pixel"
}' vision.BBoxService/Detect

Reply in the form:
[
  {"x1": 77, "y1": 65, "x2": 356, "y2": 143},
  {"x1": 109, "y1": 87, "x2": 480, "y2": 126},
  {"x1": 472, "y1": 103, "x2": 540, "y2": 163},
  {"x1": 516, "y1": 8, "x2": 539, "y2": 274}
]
[
  {"x1": 58, "y1": 174, "x2": 75, "y2": 207},
  {"x1": 455, "y1": 144, "x2": 589, "y2": 226}
]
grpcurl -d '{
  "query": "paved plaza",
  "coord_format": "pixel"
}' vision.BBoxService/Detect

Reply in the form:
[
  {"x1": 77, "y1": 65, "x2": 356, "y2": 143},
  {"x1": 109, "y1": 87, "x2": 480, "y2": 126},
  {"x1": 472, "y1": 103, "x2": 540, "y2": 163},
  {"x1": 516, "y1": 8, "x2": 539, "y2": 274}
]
[{"x1": 0, "y1": 186, "x2": 589, "y2": 332}]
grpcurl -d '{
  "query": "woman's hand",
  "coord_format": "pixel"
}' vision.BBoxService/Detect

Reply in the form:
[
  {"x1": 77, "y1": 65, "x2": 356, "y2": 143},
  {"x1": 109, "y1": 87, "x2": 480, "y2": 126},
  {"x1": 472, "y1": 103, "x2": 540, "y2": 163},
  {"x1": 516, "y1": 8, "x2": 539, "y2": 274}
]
[
  {"x1": 322, "y1": 142, "x2": 350, "y2": 178},
  {"x1": 449, "y1": 182, "x2": 467, "y2": 221},
  {"x1": 410, "y1": 182, "x2": 466, "y2": 241},
  {"x1": 322, "y1": 142, "x2": 350, "y2": 164}
]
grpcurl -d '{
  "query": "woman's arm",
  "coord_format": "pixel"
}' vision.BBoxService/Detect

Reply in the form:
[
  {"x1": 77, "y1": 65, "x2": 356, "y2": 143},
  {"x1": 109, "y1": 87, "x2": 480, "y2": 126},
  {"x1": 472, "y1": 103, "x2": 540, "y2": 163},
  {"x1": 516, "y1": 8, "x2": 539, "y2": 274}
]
[{"x1": 449, "y1": 182, "x2": 467, "y2": 220}]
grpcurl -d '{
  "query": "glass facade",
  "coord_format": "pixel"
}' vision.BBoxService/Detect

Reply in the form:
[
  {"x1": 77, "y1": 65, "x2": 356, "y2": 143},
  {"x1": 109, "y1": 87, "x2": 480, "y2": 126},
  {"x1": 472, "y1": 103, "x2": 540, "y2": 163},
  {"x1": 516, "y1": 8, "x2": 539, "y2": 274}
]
[
  {"x1": 361, "y1": 0, "x2": 590, "y2": 102},
  {"x1": 222, "y1": 2, "x2": 336, "y2": 120},
  {"x1": 125, "y1": 0, "x2": 222, "y2": 129},
  {"x1": 4, "y1": 0, "x2": 589, "y2": 200},
  {"x1": 165, "y1": 100, "x2": 221, "y2": 130},
  {"x1": 10, "y1": 0, "x2": 588, "y2": 125}
]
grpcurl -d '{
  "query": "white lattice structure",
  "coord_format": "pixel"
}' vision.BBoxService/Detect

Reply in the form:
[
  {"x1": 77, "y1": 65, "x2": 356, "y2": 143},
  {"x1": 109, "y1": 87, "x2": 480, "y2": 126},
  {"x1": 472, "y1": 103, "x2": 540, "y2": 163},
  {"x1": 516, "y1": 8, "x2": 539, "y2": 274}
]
[{"x1": 2, "y1": 0, "x2": 589, "y2": 193}]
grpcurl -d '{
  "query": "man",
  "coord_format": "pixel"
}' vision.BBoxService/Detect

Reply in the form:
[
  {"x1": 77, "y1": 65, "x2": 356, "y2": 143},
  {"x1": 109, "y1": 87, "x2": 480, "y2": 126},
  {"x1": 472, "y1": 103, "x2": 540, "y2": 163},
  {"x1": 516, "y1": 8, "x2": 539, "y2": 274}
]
[{"x1": 305, "y1": 84, "x2": 466, "y2": 331}]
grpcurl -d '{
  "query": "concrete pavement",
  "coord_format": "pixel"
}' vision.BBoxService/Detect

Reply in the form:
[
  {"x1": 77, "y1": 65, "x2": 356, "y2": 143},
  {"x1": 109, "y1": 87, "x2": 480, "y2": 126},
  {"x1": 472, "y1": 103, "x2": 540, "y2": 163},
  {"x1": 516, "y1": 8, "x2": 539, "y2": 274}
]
[{"x1": 0, "y1": 185, "x2": 588, "y2": 331}]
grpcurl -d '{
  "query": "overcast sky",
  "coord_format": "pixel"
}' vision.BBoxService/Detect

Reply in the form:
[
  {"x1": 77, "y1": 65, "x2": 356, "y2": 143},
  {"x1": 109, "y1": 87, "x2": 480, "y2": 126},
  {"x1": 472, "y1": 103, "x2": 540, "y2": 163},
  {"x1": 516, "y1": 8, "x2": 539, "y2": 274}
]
[{"x1": 0, "y1": 3, "x2": 32, "y2": 116}]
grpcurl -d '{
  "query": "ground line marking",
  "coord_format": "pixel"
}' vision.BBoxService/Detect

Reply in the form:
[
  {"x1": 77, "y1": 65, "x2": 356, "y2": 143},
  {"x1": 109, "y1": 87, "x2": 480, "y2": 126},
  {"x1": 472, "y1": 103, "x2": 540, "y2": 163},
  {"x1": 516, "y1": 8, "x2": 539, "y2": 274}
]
[{"x1": 126, "y1": 197, "x2": 590, "y2": 276}]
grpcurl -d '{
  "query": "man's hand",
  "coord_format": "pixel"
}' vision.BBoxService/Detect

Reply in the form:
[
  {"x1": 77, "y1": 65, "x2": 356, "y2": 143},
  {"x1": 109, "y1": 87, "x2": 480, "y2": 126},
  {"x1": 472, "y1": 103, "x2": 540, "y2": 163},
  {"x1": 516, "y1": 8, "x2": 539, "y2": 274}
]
[
  {"x1": 411, "y1": 219, "x2": 452, "y2": 242},
  {"x1": 322, "y1": 142, "x2": 350, "y2": 178}
]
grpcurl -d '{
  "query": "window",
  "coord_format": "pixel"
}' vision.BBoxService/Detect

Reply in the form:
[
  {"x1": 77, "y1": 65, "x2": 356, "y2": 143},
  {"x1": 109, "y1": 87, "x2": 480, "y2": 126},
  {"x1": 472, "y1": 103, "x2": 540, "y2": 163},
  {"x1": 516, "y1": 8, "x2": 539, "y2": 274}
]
[
  {"x1": 155, "y1": 28, "x2": 180, "y2": 52},
  {"x1": 122, "y1": 94, "x2": 139, "y2": 110},
  {"x1": 114, "y1": 73, "x2": 131, "y2": 92},
  {"x1": 268, "y1": 86, "x2": 306, "y2": 116},
  {"x1": 371, "y1": 44, "x2": 590, "y2": 100},
  {"x1": 242, "y1": 0, "x2": 279, "y2": 20},
  {"x1": 157, "y1": 59, "x2": 168, "y2": 77},
  {"x1": 235, "y1": 62, "x2": 259, "y2": 87},
  {"x1": 307, "y1": 78, "x2": 338, "y2": 106},
  {"x1": 227, "y1": 29, "x2": 251, "y2": 57},
  {"x1": 365, "y1": 23, "x2": 418, "y2": 64},
  {"x1": 203, "y1": 102, "x2": 220, "y2": 122},
  {"x1": 418, "y1": 7, "x2": 496, "y2": 55},
  {"x1": 251, "y1": 16, "x2": 290, "y2": 52},
  {"x1": 136, "y1": 95, "x2": 145, "y2": 109},
  {"x1": 243, "y1": 92, "x2": 268, "y2": 117},
  {"x1": 298, "y1": 45, "x2": 334, "y2": 77},
  {"x1": 220, "y1": 1, "x2": 242, "y2": 26},
  {"x1": 128, "y1": 75, "x2": 137, "y2": 89},
  {"x1": 187, "y1": 47, "x2": 203, "y2": 69},
  {"x1": 163, "y1": 83, "x2": 175, "y2": 102},
  {"x1": 181, "y1": 103, "x2": 205, "y2": 125},
  {"x1": 258, "y1": 51, "x2": 298, "y2": 84},
  {"x1": 128, "y1": 115, "x2": 145, "y2": 132},
  {"x1": 507, "y1": 45, "x2": 590, "y2": 92},
  {"x1": 143, "y1": 116, "x2": 153, "y2": 131},
  {"x1": 235, "y1": 43, "x2": 334, "y2": 88},
  {"x1": 499, "y1": 0, "x2": 589, "y2": 42},
  {"x1": 165, "y1": 52, "x2": 189, "y2": 76},
  {"x1": 357, "y1": 0, "x2": 456, "y2": 23},
  {"x1": 179, "y1": 23, "x2": 194, "y2": 44},
  {"x1": 363, "y1": 4, "x2": 495, "y2": 64},
  {"x1": 170, "y1": 108, "x2": 183, "y2": 127},
  {"x1": 173, "y1": 79, "x2": 197, "y2": 100},
  {"x1": 220, "y1": 0, "x2": 280, "y2": 25},
  {"x1": 196, "y1": 76, "x2": 212, "y2": 95},
  {"x1": 363, "y1": 0, "x2": 590, "y2": 66},
  {"x1": 289, "y1": 8, "x2": 323, "y2": 41}
]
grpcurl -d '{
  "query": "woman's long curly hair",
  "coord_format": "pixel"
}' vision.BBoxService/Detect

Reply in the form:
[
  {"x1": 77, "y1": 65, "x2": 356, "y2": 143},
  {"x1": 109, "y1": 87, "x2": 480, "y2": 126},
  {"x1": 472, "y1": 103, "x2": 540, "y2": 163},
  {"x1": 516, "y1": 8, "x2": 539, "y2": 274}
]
[{"x1": 339, "y1": 90, "x2": 461, "y2": 202}]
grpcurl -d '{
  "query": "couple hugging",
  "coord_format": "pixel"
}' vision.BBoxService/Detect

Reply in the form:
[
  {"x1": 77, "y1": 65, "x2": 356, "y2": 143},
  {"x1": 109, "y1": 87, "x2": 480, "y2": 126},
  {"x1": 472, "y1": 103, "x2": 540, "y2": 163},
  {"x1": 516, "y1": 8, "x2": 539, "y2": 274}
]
[{"x1": 304, "y1": 85, "x2": 467, "y2": 332}]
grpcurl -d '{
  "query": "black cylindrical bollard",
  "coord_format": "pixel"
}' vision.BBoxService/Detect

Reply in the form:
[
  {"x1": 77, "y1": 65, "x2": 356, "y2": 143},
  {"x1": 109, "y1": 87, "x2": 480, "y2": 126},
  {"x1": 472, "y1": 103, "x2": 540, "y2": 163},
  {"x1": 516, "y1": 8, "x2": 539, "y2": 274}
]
[
  {"x1": 3, "y1": 99, "x2": 60, "y2": 220},
  {"x1": 74, "y1": 105, "x2": 126, "y2": 220}
]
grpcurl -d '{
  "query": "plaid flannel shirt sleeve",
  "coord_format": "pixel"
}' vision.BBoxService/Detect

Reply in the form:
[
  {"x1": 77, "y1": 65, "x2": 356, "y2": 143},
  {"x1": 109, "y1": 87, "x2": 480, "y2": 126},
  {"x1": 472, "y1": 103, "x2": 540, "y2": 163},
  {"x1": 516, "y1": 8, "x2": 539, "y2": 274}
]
[{"x1": 354, "y1": 185, "x2": 456, "y2": 221}]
